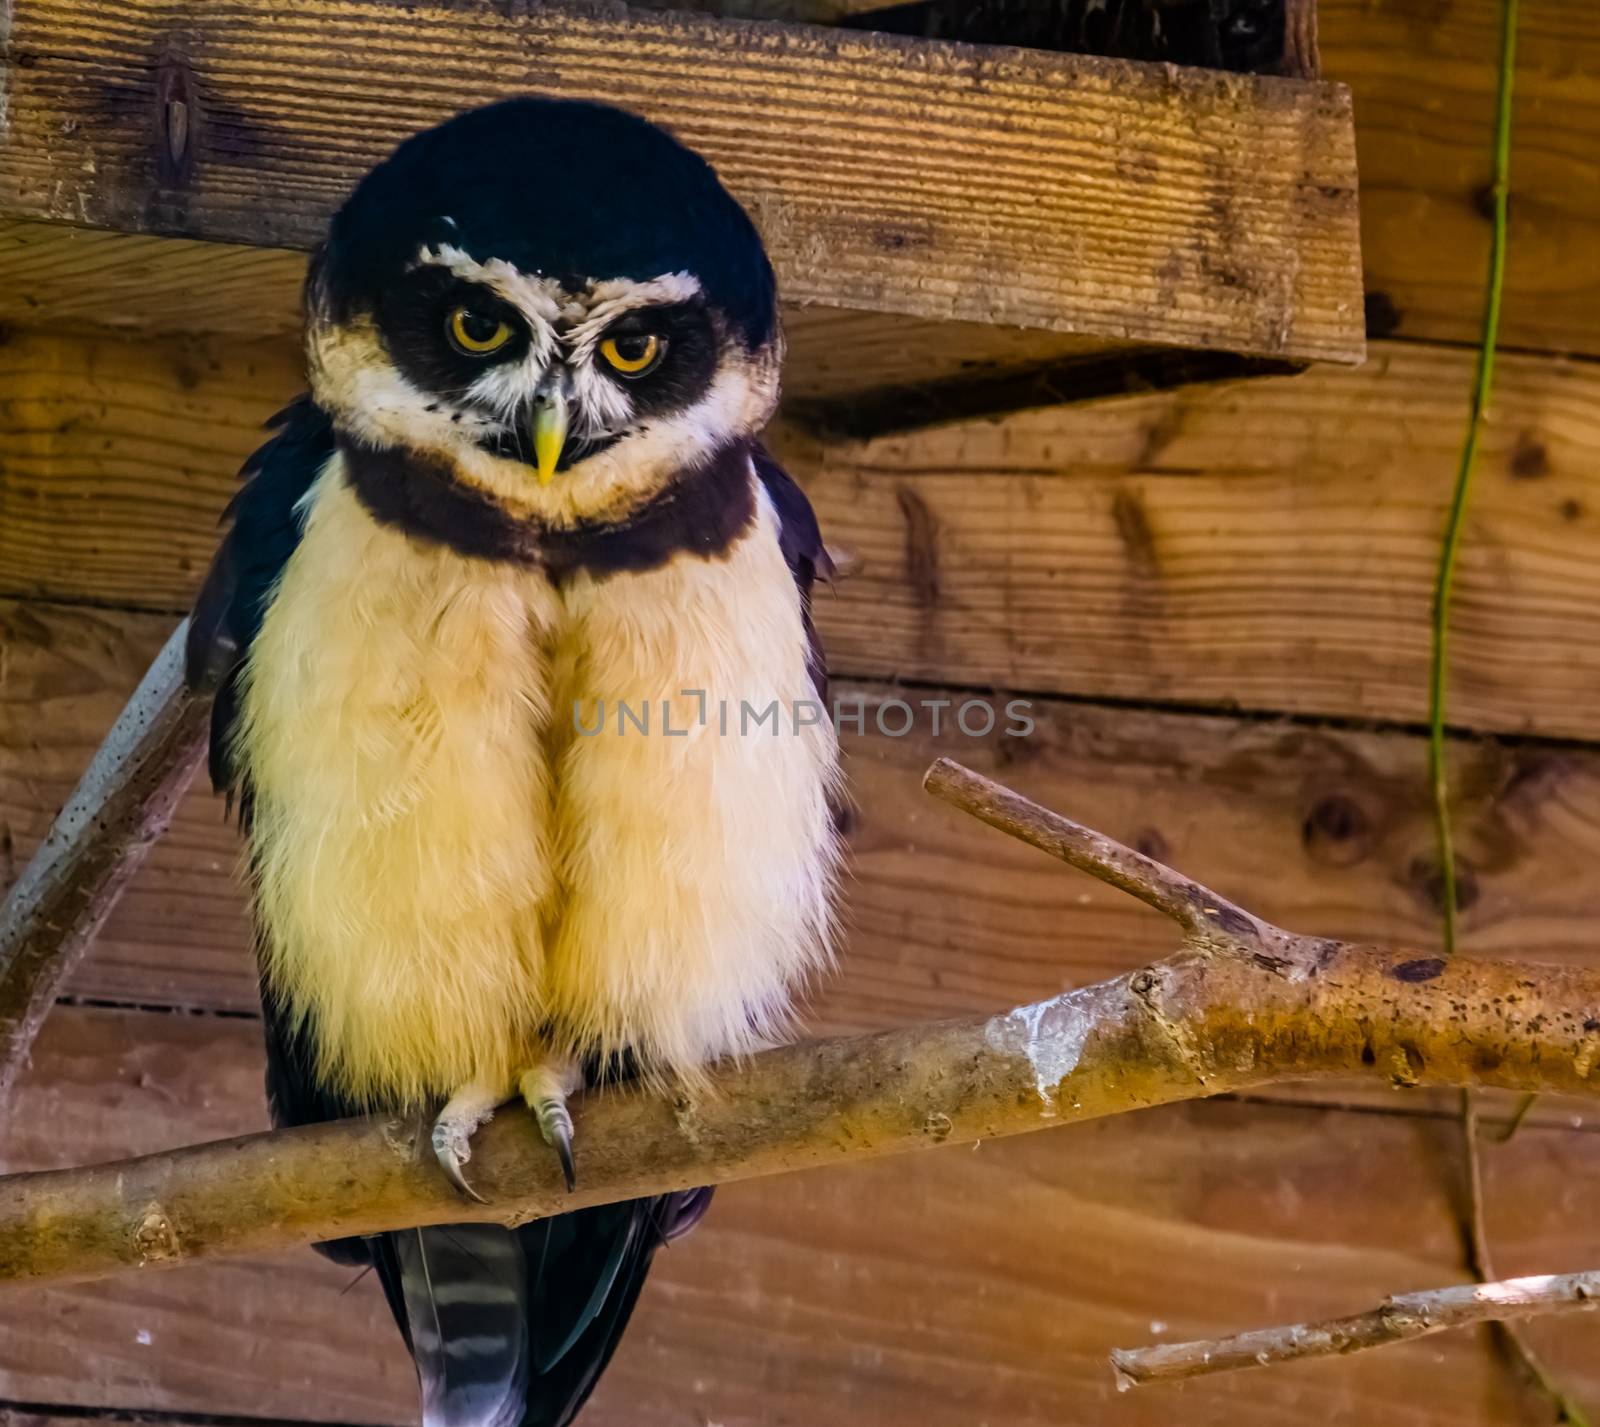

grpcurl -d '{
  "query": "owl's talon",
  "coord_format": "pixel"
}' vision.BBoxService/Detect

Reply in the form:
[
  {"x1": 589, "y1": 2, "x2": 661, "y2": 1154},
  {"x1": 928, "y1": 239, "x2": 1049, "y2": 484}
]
[
  {"x1": 521, "y1": 1060, "x2": 582, "y2": 1192},
  {"x1": 432, "y1": 1129, "x2": 489, "y2": 1204},
  {"x1": 431, "y1": 1086, "x2": 499, "y2": 1204},
  {"x1": 534, "y1": 1095, "x2": 577, "y2": 1192}
]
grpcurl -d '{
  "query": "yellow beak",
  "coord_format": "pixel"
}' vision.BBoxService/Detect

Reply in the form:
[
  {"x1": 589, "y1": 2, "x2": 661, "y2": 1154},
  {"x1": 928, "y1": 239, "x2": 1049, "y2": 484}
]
[{"x1": 531, "y1": 391, "x2": 569, "y2": 487}]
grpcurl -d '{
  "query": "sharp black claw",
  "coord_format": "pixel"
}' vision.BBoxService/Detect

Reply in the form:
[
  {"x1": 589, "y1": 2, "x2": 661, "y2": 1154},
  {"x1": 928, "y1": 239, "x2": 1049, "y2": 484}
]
[
  {"x1": 533, "y1": 1096, "x2": 578, "y2": 1192},
  {"x1": 443, "y1": 1156, "x2": 490, "y2": 1205},
  {"x1": 554, "y1": 1127, "x2": 577, "y2": 1193},
  {"x1": 432, "y1": 1125, "x2": 490, "y2": 1204}
]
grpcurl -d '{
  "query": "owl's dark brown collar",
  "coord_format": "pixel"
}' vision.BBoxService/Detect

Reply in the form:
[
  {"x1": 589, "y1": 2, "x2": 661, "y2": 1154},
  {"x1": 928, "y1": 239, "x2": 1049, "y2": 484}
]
[{"x1": 340, "y1": 436, "x2": 756, "y2": 582}]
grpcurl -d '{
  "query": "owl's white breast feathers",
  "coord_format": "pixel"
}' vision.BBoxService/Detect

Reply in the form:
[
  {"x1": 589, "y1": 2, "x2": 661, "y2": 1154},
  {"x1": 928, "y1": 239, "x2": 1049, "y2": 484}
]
[{"x1": 237, "y1": 451, "x2": 840, "y2": 1107}]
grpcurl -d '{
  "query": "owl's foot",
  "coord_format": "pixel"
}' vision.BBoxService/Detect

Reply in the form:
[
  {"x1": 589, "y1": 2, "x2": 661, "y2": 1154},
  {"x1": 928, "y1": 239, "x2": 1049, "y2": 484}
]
[
  {"x1": 520, "y1": 1058, "x2": 583, "y2": 1192},
  {"x1": 430, "y1": 1082, "x2": 502, "y2": 1204}
]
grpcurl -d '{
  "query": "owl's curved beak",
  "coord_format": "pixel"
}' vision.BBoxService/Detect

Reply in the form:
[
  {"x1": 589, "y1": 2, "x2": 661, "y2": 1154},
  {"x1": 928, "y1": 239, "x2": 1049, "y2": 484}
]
[{"x1": 530, "y1": 384, "x2": 569, "y2": 487}]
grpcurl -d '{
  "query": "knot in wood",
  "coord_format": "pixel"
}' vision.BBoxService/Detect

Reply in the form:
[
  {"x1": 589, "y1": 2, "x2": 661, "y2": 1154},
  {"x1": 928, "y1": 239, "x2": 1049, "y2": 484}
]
[
  {"x1": 133, "y1": 1202, "x2": 180, "y2": 1265},
  {"x1": 922, "y1": 1111, "x2": 953, "y2": 1142}
]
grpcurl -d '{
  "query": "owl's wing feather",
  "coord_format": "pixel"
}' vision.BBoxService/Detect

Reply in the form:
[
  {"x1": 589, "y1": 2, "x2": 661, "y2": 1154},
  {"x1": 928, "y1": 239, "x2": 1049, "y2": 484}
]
[
  {"x1": 752, "y1": 443, "x2": 832, "y2": 702},
  {"x1": 186, "y1": 395, "x2": 335, "y2": 808}
]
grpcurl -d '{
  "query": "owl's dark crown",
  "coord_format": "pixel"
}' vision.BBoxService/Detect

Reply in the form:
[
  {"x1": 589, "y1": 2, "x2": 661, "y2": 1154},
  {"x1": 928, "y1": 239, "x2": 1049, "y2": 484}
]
[{"x1": 311, "y1": 97, "x2": 776, "y2": 349}]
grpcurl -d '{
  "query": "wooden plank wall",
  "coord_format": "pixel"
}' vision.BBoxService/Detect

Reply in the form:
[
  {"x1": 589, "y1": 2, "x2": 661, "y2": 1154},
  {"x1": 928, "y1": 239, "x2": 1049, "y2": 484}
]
[
  {"x1": 0, "y1": 0, "x2": 1364, "y2": 359},
  {"x1": 3, "y1": 1, "x2": 1600, "y2": 1423}
]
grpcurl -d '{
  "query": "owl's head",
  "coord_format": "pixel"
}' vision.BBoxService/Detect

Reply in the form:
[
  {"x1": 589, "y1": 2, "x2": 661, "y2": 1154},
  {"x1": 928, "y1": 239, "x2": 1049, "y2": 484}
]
[{"x1": 305, "y1": 97, "x2": 780, "y2": 526}]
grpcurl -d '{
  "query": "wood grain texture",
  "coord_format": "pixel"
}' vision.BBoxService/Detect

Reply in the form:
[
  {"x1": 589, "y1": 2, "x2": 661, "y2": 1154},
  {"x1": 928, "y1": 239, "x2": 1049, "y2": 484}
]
[
  {"x1": 0, "y1": 332, "x2": 299, "y2": 609},
  {"x1": 3, "y1": 0, "x2": 1597, "y2": 363},
  {"x1": 6, "y1": 0, "x2": 1600, "y2": 365},
  {"x1": 776, "y1": 339, "x2": 1600, "y2": 739},
  {"x1": 1322, "y1": 0, "x2": 1600, "y2": 357},
  {"x1": 2, "y1": 1003, "x2": 1599, "y2": 1425},
  {"x1": 7, "y1": 331, "x2": 1600, "y2": 738},
  {"x1": 0, "y1": 1007, "x2": 418, "y2": 1423},
  {"x1": 0, "y1": 223, "x2": 308, "y2": 341},
  {"x1": 0, "y1": 221, "x2": 1124, "y2": 408},
  {"x1": 0, "y1": 0, "x2": 1363, "y2": 360}
]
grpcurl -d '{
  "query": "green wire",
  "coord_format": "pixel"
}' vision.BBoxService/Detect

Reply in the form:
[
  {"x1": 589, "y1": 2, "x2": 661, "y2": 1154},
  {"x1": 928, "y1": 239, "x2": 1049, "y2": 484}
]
[
  {"x1": 1427, "y1": 0, "x2": 1518, "y2": 955},
  {"x1": 1424, "y1": 6, "x2": 1589, "y2": 1422}
]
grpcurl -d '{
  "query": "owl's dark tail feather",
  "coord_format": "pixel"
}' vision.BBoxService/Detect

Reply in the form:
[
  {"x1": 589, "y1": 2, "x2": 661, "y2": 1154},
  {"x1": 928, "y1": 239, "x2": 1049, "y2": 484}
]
[
  {"x1": 395, "y1": 1225, "x2": 529, "y2": 1427},
  {"x1": 374, "y1": 1191, "x2": 714, "y2": 1427}
]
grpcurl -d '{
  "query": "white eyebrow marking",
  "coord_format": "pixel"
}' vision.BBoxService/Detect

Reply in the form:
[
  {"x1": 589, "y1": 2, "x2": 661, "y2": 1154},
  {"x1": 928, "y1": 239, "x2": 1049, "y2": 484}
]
[
  {"x1": 561, "y1": 273, "x2": 705, "y2": 434},
  {"x1": 412, "y1": 243, "x2": 567, "y2": 318},
  {"x1": 411, "y1": 243, "x2": 566, "y2": 361},
  {"x1": 564, "y1": 272, "x2": 704, "y2": 358}
]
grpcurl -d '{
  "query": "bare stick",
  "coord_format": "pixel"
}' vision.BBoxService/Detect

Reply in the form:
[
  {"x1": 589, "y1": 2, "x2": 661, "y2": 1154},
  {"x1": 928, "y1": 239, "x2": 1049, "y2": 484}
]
[
  {"x1": 0, "y1": 620, "x2": 206, "y2": 1099},
  {"x1": 1110, "y1": 1270, "x2": 1600, "y2": 1387},
  {"x1": 922, "y1": 757, "x2": 1264, "y2": 941}
]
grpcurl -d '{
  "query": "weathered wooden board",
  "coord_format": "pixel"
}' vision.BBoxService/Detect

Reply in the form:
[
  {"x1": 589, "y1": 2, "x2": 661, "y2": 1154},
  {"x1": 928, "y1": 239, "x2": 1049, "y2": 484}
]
[
  {"x1": 779, "y1": 338, "x2": 1600, "y2": 739},
  {"x1": 0, "y1": 220, "x2": 1118, "y2": 414},
  {"x1": 776, "y1": 343, "x2": 1600, "y2": 740},
  {"x1": 0, "y1": 0, "x2": 1363, "y2": 362},
  {"x1": 0, "y1": 1006, "x2": 418, "y2": 1422},
  {"x1": 6, "y1": 0, "x2": 1597, "y2": 368},
  {"x1": 0, "y1": 223, "x2": 307, "y2": 341},
  {"x1": 1321, "y1": 0, "x2": 1600, "y2": 358},
  {"x1": 2, "y1": 1003, "x2": 1599, "y2": 1425},
  {"x1": 5, "y1": 0, "x2": 1598, "y2": 368},
  {"x1": 5, "y1": 331, "x2": 1600, "y2": 739},
  {"x1": 7, "y1": 595, "x2": 1600, "y2": 1043}
]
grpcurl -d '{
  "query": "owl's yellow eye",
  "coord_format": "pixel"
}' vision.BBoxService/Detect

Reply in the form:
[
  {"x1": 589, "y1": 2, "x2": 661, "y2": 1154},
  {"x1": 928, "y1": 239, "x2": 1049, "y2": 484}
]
[
  {"x1": 599, "y1": 333, "x2": 663, "y2": 377},
  {"x1": 448, "y1": 306, "x2": 513, "y2": 355}
]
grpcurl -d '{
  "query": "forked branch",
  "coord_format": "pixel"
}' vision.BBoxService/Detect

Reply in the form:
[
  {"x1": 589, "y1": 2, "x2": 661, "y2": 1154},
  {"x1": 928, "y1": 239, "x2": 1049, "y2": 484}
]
[{"x1": 3, "y1": 758, "x2": 1600, "y2": 1296}]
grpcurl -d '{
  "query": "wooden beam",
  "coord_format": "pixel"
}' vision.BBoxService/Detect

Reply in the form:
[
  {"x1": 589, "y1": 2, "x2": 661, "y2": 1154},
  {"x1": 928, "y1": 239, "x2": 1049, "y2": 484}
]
[
  {"x1": 7, "y1": 1005, "x2": 1597, "y2": 1425},
  {"x1": 0, "y1": 221, "x2": 1109, "y2": 398},
  {"x1": 6, "y1": 0, "x2": 1598, "y2": 367},
  {"x1": 0, "y1": 222, "x2": 307, "y2": 340},
  {"x1": 0, "y1": 0, "x2": 1363, "y2": 362}
]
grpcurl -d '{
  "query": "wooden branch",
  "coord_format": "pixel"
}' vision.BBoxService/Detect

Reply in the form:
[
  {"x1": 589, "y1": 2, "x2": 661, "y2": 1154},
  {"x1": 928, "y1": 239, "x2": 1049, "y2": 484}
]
[
  {"x1": 1109, "y1": 1270, "x2": 1600, "y2": 1387},
  {"x1": 0, "y1": 619, "x2": 205, "y2": 1099},
  {"x1": 6, "y1": 758, "x2": 1600, "y2": 1287},
  {"x1": 921, "y1": 756, "x2": 1261, "y2": 935}
]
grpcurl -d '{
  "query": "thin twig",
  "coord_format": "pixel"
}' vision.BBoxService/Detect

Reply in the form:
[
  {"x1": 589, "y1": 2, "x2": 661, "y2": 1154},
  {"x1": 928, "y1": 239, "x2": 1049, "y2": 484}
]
[
  {"x1": 0, "y1": 620, "x2": 206, "y2": 1100},
  {"x1": 1461, "y1": 1089, "x2": 1591, "y2": 1425},
  {"x1": 1461, "y1": 1088, "x2": 1492, "y2": 1283},
  {"x1": 922, "y1": 758, "x2": 1261, "y2": 942},
  {"x1": 1110, "y1": 1271, "x2": 1600, "y2": 1387},
  {"x1": 7, "y1": 761, "x2": 1600, "y2": 1285}
]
